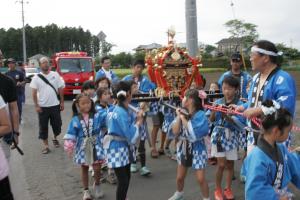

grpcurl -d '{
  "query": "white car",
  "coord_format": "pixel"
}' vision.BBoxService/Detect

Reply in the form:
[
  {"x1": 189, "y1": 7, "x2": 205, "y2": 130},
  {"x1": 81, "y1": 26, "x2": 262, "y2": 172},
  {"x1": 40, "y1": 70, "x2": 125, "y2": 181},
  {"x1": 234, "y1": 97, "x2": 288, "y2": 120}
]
[{"x1": 25, "y1": 67, "x2": 39, "y2": 82}]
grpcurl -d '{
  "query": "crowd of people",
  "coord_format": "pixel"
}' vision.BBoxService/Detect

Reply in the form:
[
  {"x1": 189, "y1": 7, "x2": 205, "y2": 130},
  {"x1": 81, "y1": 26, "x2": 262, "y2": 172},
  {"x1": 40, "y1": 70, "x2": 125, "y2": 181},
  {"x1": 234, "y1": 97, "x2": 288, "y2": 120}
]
[{"x1": 1, "y1": 40, "x2": 300, "y2": 200}]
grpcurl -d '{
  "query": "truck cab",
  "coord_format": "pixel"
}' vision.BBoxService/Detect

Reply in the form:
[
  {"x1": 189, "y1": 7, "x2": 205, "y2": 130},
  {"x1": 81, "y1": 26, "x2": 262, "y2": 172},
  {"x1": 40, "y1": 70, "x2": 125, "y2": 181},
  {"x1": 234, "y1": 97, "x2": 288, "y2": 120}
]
[{"x1": 52, "y1": 52, "x2": 94, "y2": 95}]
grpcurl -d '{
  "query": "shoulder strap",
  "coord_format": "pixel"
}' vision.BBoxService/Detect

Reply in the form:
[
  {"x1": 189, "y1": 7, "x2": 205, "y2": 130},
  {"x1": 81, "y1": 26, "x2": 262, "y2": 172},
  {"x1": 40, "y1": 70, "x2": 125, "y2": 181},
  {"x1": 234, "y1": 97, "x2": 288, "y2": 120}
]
[{"x1": 37, "y1": 74, "x2": 60, "y2": 101}]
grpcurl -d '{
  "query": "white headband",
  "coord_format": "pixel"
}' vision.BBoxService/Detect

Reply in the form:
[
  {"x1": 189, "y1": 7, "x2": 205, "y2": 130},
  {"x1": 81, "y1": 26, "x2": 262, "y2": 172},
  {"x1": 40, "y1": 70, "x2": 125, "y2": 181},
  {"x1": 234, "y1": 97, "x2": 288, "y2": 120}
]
[
  {"x1": 261, "y1": 100, "x2": 281, "y2": 115},
  {"x1": 117, "y1": 90, "x2": 127, "y2": 98},
  {"x1": 251, "y1": 46, "x2": 283, "y2": 57}
]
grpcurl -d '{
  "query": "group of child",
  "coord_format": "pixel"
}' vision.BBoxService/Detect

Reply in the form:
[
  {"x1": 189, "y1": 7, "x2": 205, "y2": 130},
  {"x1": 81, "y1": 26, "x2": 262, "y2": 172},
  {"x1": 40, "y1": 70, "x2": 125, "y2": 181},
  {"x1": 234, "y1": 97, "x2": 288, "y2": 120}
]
[{"x1": 62, "y1": 59, "x2": 300, "y2": 200}]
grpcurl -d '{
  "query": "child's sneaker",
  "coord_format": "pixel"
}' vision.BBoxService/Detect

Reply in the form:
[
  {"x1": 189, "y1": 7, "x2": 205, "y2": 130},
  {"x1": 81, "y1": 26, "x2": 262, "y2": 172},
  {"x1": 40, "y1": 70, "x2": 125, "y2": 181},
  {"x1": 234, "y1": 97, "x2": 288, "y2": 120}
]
[
  {"x1": 214, "y1": 188, "x2": 223, "y2": 200},
  {"x1": 93, "y1": 183, "x2": 104, "y2": 199},
  {"x1": 82, "y1": 190, "x2": 92, "y2": 200},
  {"x1": 140, "y1": 166, "x2": 151, "y2": 176},
  {"x1": 107, "y1": 172, "x2": 117, "y2": 184},
  {"x1": 223, "y1": 188, "x2": 234, "y2": 200},
  {"x1": 171, "y1": 152, "x2": 177, "y2": 161},
  {"x1": 165, "y1": 148, "x2": 172, "y2": 157},
  {"x1": 130, "y1": 163, "x2": 138, "y2": 173},
  {"x1": 168, "y1": 191, "x2": 184, "y2": 200}
]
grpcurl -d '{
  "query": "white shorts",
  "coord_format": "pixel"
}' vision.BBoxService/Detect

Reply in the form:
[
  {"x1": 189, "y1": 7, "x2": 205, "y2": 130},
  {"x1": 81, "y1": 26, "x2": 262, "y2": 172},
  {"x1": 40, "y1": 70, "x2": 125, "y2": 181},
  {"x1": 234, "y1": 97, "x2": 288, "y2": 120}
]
[{"x1": 211, "y1": 144, "x2": 237, "y2": 160}]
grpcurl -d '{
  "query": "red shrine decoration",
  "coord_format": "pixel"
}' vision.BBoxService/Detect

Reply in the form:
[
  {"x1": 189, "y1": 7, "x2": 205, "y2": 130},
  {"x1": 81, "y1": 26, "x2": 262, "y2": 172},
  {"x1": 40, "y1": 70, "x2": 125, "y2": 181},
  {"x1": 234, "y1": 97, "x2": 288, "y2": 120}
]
[{"x1": 145, "y1": 28, "x2": 205, "y2": 98}]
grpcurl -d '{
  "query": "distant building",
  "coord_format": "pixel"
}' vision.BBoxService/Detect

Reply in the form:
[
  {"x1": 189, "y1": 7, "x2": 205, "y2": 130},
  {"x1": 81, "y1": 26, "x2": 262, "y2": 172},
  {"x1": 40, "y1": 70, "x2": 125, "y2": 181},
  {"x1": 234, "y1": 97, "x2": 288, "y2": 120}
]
[
  {"x1": 133, "y1": 43, "x2": 162, "y2": 51},
  {"x1": 28, "y1": 54, "x2": 49, "y2": 68},
  {"x1": 216, "y1": 37, "x2": 246, "y2": 54}
]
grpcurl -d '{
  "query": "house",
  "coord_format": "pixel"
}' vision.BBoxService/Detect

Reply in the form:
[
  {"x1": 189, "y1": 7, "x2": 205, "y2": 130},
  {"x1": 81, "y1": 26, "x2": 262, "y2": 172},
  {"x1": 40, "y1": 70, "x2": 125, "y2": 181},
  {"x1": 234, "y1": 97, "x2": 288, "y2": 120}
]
[
  {"x1": 133, "y1": 43, "x2": 162, "y2": 51},
  {"x1": 28, "y1": 54, "x2": 49, "y2": 68},
  {"x1": 216, "y1": 37, "x2": 246, "y2": 54}
]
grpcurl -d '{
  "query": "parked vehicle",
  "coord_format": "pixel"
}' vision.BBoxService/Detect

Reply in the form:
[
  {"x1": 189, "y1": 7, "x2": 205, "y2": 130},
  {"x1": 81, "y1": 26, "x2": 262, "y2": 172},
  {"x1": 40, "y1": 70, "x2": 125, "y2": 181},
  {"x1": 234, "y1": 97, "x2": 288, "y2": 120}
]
[{"x1": 51, "y1": 52, "x2": 94, "y2": 95}]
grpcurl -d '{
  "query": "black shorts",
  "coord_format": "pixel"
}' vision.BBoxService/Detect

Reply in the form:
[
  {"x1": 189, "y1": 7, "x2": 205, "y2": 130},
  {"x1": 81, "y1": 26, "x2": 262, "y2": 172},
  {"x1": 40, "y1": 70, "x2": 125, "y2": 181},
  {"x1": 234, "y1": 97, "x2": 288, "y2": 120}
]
[
  {"x1": 151, "y1": 112, "x2": 164, "y2": 127},
  {"x1": 38, "y1": 105, "x2": 62, "y2": 140}
]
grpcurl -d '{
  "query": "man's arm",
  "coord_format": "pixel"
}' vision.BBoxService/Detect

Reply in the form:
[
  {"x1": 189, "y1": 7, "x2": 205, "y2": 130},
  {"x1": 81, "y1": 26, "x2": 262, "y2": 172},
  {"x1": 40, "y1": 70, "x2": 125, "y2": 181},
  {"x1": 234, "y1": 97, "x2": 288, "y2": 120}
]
[
  {"x1": 0, "y1": 107, "x2": 10, "y2": 136},
  {"x1": 58, "y1": 87, "x2": 64, "y2": 111},
  {"x1": 32, "y1": 88, "x2": 42, "y2": 113},
  {"x1": 8, "y1": 101, "x2": 20, "y2": 134}
]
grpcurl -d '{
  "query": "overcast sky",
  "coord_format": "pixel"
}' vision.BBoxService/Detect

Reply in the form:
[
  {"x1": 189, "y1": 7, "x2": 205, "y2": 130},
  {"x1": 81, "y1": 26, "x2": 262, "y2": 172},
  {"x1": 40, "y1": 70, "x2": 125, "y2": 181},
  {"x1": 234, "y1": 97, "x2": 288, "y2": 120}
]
[{"x1": 0, "y1": 0, "x2": 299, "y2": 53}]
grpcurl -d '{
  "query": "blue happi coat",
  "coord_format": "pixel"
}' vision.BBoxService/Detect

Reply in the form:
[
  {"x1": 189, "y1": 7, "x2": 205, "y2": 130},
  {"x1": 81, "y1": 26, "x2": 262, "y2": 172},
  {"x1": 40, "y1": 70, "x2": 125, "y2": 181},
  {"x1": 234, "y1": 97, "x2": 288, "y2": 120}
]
[
  {"x1": 172, "y1": 110, "x2": 209, "y2": 169},
  {"x1": 218, "y1": 71, "x2": 252, "y2": 99},
  {"x1": 64, "y1": 112, "x2": 106, "y2": 164},
  {"x1": 242, "y1": 142, "x2": 300, "y2": 200},
  {"x1": 123, "y1": 74, "x2": 157, "y2": 112},
  {"x1": 211, "y1": 98, "x2": 247, "y2": 152},
  {"x1": 244, "y1": 69, "x2": 296, "y2": 147},
  {"x1": 95, "y1": 68, "x2": 119, "y2": 84},
  {"x1": 104, "y1": 105, "x2": 140, "y2": 168}
]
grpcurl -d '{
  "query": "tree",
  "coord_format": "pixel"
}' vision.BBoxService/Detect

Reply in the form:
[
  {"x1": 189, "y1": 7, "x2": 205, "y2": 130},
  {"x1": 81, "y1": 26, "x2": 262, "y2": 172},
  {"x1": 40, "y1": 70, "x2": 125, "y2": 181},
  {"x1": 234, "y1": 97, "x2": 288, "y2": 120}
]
[
  {"x1": 110, "y1": 52, "x2": 133, "y2": 68},
  {"x1": 224, "y1": 19, "x2": 259, "y2": 49},
  {"x1": 0, "y1": 24, "x2": 104, "y2": 60},
  {"x1": 276, "y1": 43, "x2": 300, "y2": 60}
]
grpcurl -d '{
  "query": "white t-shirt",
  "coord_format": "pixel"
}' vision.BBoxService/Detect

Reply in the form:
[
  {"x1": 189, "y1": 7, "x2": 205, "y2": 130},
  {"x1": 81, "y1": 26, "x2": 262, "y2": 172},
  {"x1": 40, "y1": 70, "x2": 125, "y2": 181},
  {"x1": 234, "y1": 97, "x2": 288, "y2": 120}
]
[
  {"x1": 0, "y1": 95, "x2": 9, "y2": 180},
  {"x1": 102, "y1": 68, "x2": 112, "y2": 80},
  {"x1": 30, "y1": 71, "x2": 65, "y2": 107}
]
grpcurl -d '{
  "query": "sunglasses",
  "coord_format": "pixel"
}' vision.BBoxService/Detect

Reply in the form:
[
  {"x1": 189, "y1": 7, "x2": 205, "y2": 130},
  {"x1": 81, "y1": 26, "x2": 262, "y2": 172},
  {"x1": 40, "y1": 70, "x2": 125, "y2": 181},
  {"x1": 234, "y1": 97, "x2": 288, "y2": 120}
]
[{"x1": 231, "y1": 59, "x2": 240, "y2": 63}]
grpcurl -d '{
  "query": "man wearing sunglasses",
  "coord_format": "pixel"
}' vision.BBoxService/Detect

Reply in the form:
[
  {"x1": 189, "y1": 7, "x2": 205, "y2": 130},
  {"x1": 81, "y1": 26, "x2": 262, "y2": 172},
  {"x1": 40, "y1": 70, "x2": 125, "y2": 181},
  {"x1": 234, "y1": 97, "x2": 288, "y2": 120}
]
[{"x1": 218, "y1": 52, "x2": 252, "y2": 100}]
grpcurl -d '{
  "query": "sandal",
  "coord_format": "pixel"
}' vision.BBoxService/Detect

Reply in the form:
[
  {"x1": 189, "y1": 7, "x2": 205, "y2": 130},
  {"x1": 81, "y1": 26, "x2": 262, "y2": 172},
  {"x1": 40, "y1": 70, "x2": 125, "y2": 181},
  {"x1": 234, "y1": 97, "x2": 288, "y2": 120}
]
[
  {"x1": 158, "y1": 149, "x2": 165, "y2": 155},
  {"x1": 52, "y1": 139, "x2": 60, "y2": 148},
  {"x1": 151, "y1": 149, "x2": 159, "y2": 158},
  {"x1": 42, "y1": 147, "x2": 50, "y2": 154}
]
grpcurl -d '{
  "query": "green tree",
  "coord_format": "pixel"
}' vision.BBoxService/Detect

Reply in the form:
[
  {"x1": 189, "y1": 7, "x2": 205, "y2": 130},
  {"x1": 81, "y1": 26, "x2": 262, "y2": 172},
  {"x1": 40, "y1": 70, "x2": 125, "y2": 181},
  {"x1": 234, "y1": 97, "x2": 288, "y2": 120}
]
[
  {"x1": 111, "y1": 52, "x2": 133, "y2": 68},
  {"x1": 276, "y1": 43, "x2": 300, "y2": 60},
  {"x1": 224, "y1": 19, "x2": 259, "y2": 49},
  {"x1": 133, "y1": 51, "x2": 146, "y2": 61}
]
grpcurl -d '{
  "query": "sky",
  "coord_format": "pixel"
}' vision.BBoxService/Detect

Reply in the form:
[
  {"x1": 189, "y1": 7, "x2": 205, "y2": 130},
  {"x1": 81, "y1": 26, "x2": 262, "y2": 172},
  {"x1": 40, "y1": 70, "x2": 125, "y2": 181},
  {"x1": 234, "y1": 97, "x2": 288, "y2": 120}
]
[{"x1": 0, "y1": 0, "x2": 299, "y2": 53}]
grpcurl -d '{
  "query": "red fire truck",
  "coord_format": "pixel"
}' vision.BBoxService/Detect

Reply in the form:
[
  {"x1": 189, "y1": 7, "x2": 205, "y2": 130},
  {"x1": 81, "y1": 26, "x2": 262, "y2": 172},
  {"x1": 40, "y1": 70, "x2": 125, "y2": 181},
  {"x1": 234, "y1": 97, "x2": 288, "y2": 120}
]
[{"x1": 52, "y1": 52, "x2": 94, "y2": 95}]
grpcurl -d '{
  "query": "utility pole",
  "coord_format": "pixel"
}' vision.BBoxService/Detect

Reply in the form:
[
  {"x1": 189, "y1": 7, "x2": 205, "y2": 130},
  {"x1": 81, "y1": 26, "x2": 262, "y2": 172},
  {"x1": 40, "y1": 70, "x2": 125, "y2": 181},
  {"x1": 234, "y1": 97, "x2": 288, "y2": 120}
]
[
  {"x1": 185, "y1": 0, "x2": 198, "y2": 57},
  {"x1": 16, "y1": 0, "x2": 28, "y2": 65}
]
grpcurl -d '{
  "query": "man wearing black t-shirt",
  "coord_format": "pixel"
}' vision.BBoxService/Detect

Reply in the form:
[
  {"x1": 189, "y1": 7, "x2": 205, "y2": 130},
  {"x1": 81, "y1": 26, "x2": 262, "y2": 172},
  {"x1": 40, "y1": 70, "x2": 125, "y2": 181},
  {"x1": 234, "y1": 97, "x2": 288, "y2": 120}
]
[
  {"x1": 0, "y1": 72, "x2": 20, "y2": 159},
  {"x1": 5, "y1": 58, "x2": 26, "y2": 122}
]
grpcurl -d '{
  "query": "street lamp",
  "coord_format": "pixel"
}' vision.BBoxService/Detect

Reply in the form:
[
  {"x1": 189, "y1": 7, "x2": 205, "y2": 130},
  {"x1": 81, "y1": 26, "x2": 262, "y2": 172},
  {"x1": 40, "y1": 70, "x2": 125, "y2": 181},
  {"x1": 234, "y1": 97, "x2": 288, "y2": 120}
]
[{"x1": 16, "y1": 0, "x2": 28, "y2": 65}]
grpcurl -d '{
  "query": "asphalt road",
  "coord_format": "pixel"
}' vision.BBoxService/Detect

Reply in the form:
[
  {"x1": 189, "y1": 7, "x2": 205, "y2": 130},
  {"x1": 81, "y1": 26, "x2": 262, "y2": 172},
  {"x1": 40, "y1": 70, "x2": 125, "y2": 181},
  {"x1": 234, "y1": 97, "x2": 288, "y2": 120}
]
[{"x1": 8, "y1": 85, "x2": 300, "y2": 200}]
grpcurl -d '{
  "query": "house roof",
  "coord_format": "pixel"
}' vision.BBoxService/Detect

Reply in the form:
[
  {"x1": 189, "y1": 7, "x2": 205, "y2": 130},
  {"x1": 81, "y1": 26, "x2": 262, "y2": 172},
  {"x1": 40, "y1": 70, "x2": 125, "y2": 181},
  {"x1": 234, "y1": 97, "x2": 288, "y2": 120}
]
[
  {"x1": 216, "y1": 37, "x2": 245, "y2": 45},
  {"x1": 28, "y1": 54, "x2": 49, "y2": 60},
  {"x1": 133, "y1": 43, "x2": 162, "y2": 51}
]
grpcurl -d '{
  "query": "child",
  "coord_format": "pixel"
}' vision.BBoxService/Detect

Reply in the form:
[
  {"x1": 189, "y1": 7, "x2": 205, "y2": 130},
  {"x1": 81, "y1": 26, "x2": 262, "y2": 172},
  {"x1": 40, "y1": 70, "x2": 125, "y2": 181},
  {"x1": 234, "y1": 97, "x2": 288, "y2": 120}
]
[
  {"x1": 95, "y1": 87, "x2": 117, "y2": 184},
  {"x1": 161, "y1": 100, "x2": 179, "y2": 160},
  {"x1": 103, "y1": 81, "x2": 144, "y2": 200},
  {"x1": 206, "y1": 82, "x2": 220, "y2": 165},
  {"x1": 242, "y1": 100, "x2": 300, "y2": 200},
  {"x1": 82, "y1": 80, "x2": 96, "y2": 99},
  {"x1": 123, "y1": 60, "x2": 155, "y2": 175},
  {"x1": 64, "y1": 93, "x2": 105, "y2": 200},
  {"x1": 168, "y1": 89, "x2": 210, "y2": 200},
  {"x1": 95, "y1": 77, "x2": 111, "y2": 90},
  {"x1": 210, "y1": 76, "x2": 246, "y2": 200}
]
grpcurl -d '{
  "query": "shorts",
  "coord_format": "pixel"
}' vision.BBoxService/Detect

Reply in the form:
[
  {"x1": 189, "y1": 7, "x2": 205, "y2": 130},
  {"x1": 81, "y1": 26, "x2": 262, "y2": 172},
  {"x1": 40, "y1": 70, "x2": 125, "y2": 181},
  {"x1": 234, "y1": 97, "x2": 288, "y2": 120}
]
[
  {"x1": 151, "y1": 112, "x2": 164, "y2": 126},
  {"x1": 38, "y1": 105, "x2": 62, "y2": 140},
  {"x1": 211, "y1": 145, "x2": 238, "y2": 160}
]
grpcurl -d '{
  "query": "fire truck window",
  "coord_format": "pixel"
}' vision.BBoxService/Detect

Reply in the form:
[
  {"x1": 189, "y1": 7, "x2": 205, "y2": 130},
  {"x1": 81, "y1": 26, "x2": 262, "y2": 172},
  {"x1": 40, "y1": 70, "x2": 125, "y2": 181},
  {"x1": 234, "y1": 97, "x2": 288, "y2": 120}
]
[{"x1": 59, "y1": 58, "x2": 92, "y2": 73}]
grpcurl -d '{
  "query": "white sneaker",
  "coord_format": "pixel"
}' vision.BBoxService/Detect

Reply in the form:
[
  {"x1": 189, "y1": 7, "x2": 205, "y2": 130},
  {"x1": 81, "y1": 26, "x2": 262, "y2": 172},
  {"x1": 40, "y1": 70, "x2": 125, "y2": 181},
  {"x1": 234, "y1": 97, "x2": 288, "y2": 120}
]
[
  {"x1": 82, "y1": 190, "x2": 92, "y2": 200},
  {"x1": 94, "y1": 183, "x2": 104, "y2": 199},
  {"x1": 168, "y1": 191, "x2": 184, "y2": 200}
]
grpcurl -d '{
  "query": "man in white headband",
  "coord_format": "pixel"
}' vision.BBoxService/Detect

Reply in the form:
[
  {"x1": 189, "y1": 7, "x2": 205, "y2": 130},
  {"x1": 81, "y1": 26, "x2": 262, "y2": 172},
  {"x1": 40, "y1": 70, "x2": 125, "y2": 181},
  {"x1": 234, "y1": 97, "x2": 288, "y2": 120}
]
[{"x1": 235, "y1": 40, "x2": 296, "y2": 153}]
